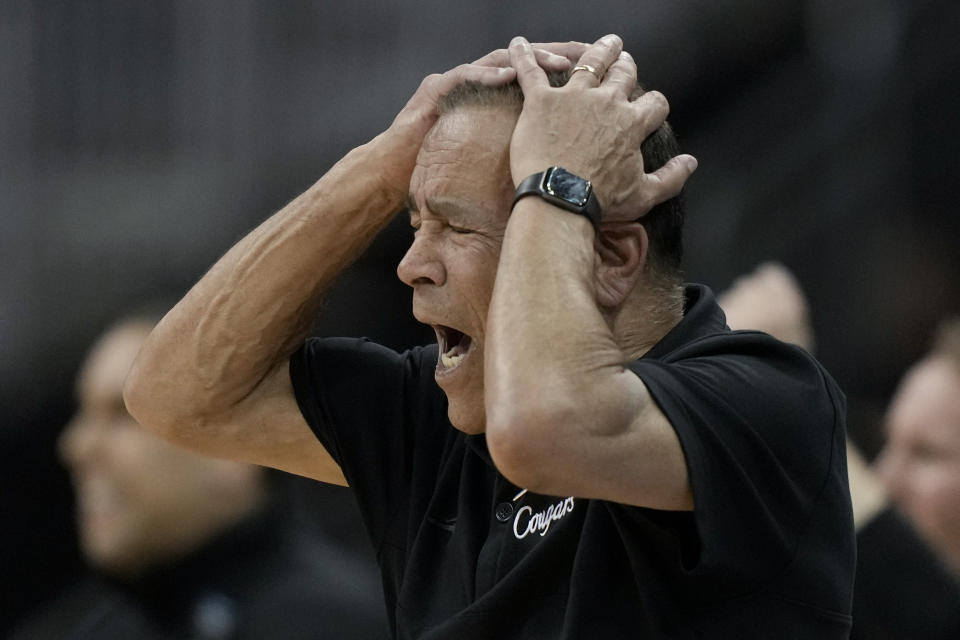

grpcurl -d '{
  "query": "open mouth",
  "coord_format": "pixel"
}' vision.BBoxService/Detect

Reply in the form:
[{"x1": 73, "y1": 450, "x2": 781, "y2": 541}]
[{"x1": 435, "y1": 325, "x2": 473, "y2": 370}]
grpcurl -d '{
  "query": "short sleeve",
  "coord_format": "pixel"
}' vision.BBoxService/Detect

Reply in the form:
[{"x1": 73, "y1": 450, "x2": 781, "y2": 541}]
[
  {"x1": 289, "y1": 337, "x2": 447, "y2": 548},
  {"x1": 627, "y1": 332, "x2": 850, "y2": 592}
]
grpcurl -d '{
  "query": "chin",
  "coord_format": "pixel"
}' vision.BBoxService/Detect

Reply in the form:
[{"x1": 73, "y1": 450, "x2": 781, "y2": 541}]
[{"x1": 446, "y1": 399, "x2": 486, "y2": 434}]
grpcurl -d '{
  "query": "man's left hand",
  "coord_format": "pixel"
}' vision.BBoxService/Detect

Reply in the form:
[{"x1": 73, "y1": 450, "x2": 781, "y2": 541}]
[{"x1": 507, "y1": 34, "x2": 698, "y2": 222}]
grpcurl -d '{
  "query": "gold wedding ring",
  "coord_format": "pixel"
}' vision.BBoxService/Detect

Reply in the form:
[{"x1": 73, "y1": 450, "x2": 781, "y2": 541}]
[{"x1": 570, "y1": 64, "x2": 602, "y2": 81}]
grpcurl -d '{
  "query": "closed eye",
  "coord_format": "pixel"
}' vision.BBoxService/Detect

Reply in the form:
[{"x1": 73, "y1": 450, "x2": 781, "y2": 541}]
[{"x1": 449, "y1": 225, "x2": 473, "y2": 234}]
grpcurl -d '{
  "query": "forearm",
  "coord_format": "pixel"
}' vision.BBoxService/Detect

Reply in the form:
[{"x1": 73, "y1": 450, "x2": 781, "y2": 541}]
[
  {"x1": 485, "y1": 201, "x2": 640, "y2": 480},
  {"x1": 482, "y1": 37, "x2": 697, "y2": 506},
  {"x1": 485, "y1": 201, "x2": 690, "y2": 507},
  {"x1": 487, "y1": 35, "x2": 689, "y2": 449},
  {"x1": 126, "y1": 141, "x2": 399, "y2": 431},
  {"x1": 124, "y1": 49, "x2": 571, "y2": 457}
]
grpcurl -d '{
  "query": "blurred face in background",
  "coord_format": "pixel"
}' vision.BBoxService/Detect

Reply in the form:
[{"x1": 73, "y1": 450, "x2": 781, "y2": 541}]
[
  {"x1": 877, "y1": 356, "x2": 960, "y2": 573},
  {"x1": 58, "y1": 321, "x2": 265, "y2": 578}
]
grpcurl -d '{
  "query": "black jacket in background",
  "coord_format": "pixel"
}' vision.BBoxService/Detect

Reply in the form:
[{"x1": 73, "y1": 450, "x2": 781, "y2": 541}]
[
  {"x1": 9, "y1": 504, "x2": 388, "y2": 639},
  {"x1": 851, "y1": 508, "x2": 960, "y2": 640}
]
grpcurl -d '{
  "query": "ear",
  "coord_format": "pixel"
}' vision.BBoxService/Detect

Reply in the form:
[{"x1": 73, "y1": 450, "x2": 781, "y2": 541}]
[{"x1": 594, "y1": 222, "x2": 648, "y2": 309}]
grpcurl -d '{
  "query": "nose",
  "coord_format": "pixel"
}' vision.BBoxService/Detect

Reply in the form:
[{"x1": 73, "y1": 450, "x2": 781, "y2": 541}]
[{"x1": 397, "y1": 234, "x2": 445, "y2": 288}]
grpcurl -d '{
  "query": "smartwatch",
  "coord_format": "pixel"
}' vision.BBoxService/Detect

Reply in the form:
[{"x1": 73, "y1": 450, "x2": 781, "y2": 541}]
[{"x1": 512, "y1": 166, "x2": 602, "y2": 231}]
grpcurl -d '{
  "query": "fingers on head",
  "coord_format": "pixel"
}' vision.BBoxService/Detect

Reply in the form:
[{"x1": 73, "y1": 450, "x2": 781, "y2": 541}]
[
  {"x1": 473, "y1": 47, "x2": 569, "y2": 71},
  {"x1": 570, "y1": 34, "x2": 624, "y2": 85},
  {"x1": 603, "y1": 50, "x2": 637, "y2": 95},
  {"x1": 632, "y1": 90, "x2": 670, "y2": 132},
  {"x1": 649, "y1": 154, "x2": 698, "y2": 202},
  {"x1": 531, "y1": 41, "x2": 589, "y2": 63},
  {"x1": 534, "y1": 48, "x2": 574, "y2": 71},
  {"x1": 441, "y1": 63, "x2": 515, "y2": 89},
  {"x1": 509, "y1": 36, "x2": 547, "y2": 88},
  {"x1": 467, "y1": 35, "x2": 631, "y2": 93}
]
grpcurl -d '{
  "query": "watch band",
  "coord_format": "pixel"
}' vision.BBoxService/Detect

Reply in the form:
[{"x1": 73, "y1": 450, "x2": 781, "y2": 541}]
[{"x1": 512, "y1": 166, "x2": 602, "y2": 231}]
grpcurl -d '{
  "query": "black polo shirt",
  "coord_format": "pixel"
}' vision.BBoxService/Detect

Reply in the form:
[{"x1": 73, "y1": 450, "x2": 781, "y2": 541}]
[{"x1": 291, "y1": 284, "x2": 855, "y2": 639}]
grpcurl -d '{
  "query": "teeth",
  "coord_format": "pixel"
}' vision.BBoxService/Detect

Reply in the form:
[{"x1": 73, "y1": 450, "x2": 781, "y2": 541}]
[{"x1": 441, "y1": 352, "x2": 465, "y2": 369}]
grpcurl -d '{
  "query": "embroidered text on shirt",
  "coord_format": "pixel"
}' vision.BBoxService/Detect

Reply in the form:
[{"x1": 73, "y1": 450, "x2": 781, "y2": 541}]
[{"x1": 512, "y1": 497, "x2": 575, "y2": 539}]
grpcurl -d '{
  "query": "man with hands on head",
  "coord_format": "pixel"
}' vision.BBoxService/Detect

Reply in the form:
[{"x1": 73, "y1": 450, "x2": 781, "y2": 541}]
[{"x1": 126, "y1": 35, "x2": 855, "y2": 638}]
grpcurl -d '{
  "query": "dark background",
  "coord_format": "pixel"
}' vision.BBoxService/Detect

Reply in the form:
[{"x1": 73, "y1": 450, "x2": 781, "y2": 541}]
[{"x1": 3, "y1": 0, "x2": 959, "y2": 632}]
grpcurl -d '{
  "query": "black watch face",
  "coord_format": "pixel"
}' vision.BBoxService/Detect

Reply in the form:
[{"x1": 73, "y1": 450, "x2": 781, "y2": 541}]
[{"x1": 543, "y1": 167, "x2": 591, "y2": 207}]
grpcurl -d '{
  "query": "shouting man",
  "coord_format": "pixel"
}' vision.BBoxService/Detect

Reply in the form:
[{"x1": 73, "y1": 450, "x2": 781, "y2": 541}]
[{"x1": 126, "y1": 36, "x2": 855, "y2": 638}]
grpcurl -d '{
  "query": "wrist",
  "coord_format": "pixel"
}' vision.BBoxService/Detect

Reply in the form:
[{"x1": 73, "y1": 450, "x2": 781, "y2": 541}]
[
  {"x1": 344, "y1": 135, "x2": 412, "y2": 210},
  {"x1": 512, "y1": 166, "x2": 602, "y2": 231},
  {"x1": 306, "y1": 141, "x2": 407, "y2": 227}
]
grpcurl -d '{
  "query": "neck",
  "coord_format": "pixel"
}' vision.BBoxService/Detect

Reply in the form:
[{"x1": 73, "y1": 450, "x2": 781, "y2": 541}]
[{"x1": 613, "y1": 279, "x2": 684, "y2": 361}]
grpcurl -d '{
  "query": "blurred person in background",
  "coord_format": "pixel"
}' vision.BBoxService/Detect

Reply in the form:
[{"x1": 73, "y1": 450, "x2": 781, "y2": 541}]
[
  {"x1": 875, "y1": 319, "x2": 960, "y2": 571},
  {"x1": 10, "y1": 315, "x2": 387, "y2": 639},
  {"x1": 719, "y1": 262, "x2": 960, "y2": 639}
]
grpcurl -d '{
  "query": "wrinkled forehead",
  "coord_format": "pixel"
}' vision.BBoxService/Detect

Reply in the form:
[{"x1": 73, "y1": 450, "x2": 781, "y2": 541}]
[
  {"x1": 420, "y1": 104, "x2": 517, "y2": 160},
  {"x1": 409, "y1": 106, "x2": 517, "y2": 221}
]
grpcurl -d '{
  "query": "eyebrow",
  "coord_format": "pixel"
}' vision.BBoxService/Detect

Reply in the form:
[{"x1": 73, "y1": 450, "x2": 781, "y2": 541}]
[{"x1": 406, "y1": 194, "x2": 490, "y2": 225}]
